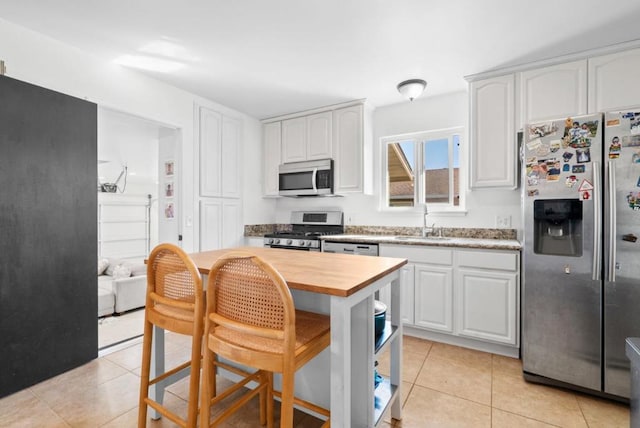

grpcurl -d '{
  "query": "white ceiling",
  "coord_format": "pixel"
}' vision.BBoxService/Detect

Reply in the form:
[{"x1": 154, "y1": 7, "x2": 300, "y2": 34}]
[{"x1": 2, "y1": 1, "x2": 640, "y2": 119}]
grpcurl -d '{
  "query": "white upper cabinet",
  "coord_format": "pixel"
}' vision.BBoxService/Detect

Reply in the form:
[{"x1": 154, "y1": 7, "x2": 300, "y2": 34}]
[
  {"x1": 263, "y1": 121, "x2": 282, "y2": 197},
  {"x1": 198, "y1": 105, "x2": 241, "y2": 198},
  {"x1": 333, "y1": 104, "x2": 364, "y2": 193},
  {"x1": 282, "y1": 112, "x2": 332, "y2": 164},
  {"x1": 589, "y1": 48, "x2": 640, "y2": 112},
  {"x1": 262, "y1": 101, "x2": 370, "y2": 197},
  {"x1": 519, "y1": 60, "x2": 587, "y2": 128},
  {"x1": 281, "y1": 116, "x2": 307, "y2": 163},
  {"x1": 306, "y1": 111, "x2": 333, "y2": 160},
  {"x1": 469, "y1": 74, "x2": 516, "y2": 189}
]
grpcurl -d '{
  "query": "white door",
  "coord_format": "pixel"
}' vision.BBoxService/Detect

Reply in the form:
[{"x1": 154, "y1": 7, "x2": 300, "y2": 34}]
[
  {"x1": 263, "y1": 121, "x2": 282, "y2": 196},
  {"x1": 199, "y1": 107, "x2": 223, "y2": 197},
  {"x1": 519, "y1": 60, "x2": 587, "y2": 128},
  {"x1": 281, "y1": 116, "x2": 307, "y2": 163},
  {"x1": 588, "y1": 47, "x2": 640, "y2": 112},
  {"x1": 199, "y1": 199, "x2": 222, "y2": 251},
  {"x1": 469, "y1": 74, "x2": 516, "y2": 189},
  {"x1": 400, "y1": 264, "x2": 415, "y2": 325},
  {"x1": 456, "y1": 268, "x2": 517, "y2": 345},
  {"x1": 333, "y1": 104, "x2": 363, "y2": 193},
  {"x1": 414, "y1": 264, "x2": 453, "y2": 332},
  {"x1": 306, "y1": 111, "x2": 332, "y2": 160},
  {"x1": 221, "y1": 116, "x2": 241, "y2": 198},
  {"x1": 221, "y1": 199, "x2": 242, "y2": 248}
]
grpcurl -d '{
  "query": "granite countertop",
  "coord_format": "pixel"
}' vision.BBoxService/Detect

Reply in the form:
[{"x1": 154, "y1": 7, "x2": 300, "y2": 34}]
[
  {"x1": 244, "y1": 224, "x2": 522, "y2": 251},
  {"x1": 320, "y1": 234, "x2": 522, "y2": 251}
]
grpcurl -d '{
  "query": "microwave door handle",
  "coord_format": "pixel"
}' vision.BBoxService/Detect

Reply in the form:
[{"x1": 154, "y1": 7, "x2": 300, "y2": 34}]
[
  {"x1": 608, "y1": 160, "x2": 617, "y2": 282},
  {"x1": 312, "y1": 168, "x2": 318, "y2": 193}
]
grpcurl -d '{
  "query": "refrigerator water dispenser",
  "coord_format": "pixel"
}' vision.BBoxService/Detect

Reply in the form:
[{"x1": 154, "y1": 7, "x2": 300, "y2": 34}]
[{"x1": 533, "y1": 199, "x2": 583, "y2": 256}]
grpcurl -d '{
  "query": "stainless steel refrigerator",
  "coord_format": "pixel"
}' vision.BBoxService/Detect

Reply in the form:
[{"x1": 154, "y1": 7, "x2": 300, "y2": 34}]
[{"x1": 522, "y1": 112, "x2": 640, "y2": 399}]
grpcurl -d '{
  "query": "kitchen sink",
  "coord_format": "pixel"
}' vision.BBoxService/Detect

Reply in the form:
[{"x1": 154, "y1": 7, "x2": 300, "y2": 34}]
[{"x1": 393, "y1": 235, "x2": 451, "y2": 241}]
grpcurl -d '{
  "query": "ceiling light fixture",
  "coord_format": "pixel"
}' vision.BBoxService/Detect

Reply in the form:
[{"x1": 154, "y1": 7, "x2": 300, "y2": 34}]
[{"x1": 397, "y1": 79, "x2": 427, "y2": 101}]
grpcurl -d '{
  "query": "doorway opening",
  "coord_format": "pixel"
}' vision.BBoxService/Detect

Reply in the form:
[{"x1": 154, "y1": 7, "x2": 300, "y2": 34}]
[{"x1": 97, "y1": 106, "x2": 181, "y2": 351}]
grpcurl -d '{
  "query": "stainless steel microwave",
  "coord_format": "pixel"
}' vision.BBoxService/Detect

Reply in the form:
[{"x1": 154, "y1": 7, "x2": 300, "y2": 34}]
[{"x1": 278, "y1": 159, "x2": 334, "y2": 197}]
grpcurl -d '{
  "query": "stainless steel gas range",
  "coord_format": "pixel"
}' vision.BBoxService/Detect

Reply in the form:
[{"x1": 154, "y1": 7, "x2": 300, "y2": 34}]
[{"x1": 263, "y1": 210, "x2": 344, "y2": 251}]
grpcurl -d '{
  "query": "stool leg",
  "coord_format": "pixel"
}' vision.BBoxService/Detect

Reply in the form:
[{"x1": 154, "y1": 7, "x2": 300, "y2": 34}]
[
  {"x1": 280, "y1": 370, "x2": 294, "y2": 428},
  {"x1": 199, "y1": 345, "x2": 213, "y2": 428},
  {"x1": 186, "y1": 330, "x2": 203, "y2": 428},
  {"x1": 137, "y1": 317, "x2": 153, "y2": 427},
  {"x1": 266, "y1": 372, "x2": 274, "y2": 428}
]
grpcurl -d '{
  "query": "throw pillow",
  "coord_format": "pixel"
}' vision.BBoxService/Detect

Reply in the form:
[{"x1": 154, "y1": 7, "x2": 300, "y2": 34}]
[
  {"x1": 105, "y1": 258, "x2": 124, "y2": 276},
  {"x1": 112, "y1": 264, "x2": 132, "y2": 279},
  {"x1": 127, "y1": 262, "x2": 147, "y2": 277},
  {"x1": 98, "y1": 258, "x2": 109, "y2": 276}
]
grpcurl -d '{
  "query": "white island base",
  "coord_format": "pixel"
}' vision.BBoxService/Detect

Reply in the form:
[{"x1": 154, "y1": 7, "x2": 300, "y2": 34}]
[{"x1": 148, "y1": 248, "x2": 405, "y2": 428}]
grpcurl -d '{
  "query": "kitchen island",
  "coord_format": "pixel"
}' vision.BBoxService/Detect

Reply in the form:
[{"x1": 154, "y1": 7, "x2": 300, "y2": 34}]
[{"x1": 151, "y1": 247, "x2": 407, "y2": 427}]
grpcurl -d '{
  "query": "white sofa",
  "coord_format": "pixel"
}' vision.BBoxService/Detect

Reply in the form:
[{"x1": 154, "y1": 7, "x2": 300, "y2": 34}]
[{"x1": 97, "y1": 258, "x2": 147, "y2": 316}]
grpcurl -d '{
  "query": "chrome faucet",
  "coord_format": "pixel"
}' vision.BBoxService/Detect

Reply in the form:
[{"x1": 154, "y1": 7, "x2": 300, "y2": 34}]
[{"x1": 422, "y1": 205, "x2": 435, "y2": 237}]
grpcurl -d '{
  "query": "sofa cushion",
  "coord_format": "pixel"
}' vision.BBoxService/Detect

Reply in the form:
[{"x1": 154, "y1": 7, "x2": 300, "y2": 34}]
[
  {"x1": 98, "y1": 275, "x2": 113, "y2": 291},
  {"x1": 127, "y1": 262, "x2": 147, "y2": 277},
  {"x1": 112, "y1": 264, "x2": 132, "y2": 279},
  {"x1": 98, "y1": 287, "x2": 115, "y2": 317},
  {"x1": 105, "y1": 258, "x2": 124, "y2": 276}
]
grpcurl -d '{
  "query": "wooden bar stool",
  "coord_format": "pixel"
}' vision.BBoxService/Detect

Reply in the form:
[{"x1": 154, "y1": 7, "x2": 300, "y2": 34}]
[
  {"x1": 200, "y1": 251, "x2": 331, "y2": 428},
  {"x1": 138, "y1": 243, "x2": 204, "y2": 428}
]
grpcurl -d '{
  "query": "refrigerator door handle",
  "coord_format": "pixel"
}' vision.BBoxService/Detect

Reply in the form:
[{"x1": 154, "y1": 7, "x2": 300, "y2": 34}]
[
  {"x1": 608, "y1": 160, "x2": 617, "y2": 282},
  {"x1": 592, "y1": 161, "x2": 601, "y2": 281}
]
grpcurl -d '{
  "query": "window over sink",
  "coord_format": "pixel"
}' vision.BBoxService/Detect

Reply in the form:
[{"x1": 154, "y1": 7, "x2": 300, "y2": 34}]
[{"x1": 382, "y1": 127, "x2": 463, "y2": 210}]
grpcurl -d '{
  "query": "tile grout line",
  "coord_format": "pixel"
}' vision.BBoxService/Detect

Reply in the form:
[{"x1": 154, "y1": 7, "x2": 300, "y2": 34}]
[{"x1": 25, "y1": 388, "x2": 73, "y2": 428}]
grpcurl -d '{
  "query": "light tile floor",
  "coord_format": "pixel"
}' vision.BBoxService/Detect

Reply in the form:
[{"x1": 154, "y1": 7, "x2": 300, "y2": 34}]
[{"x1": 0, "y1": 333, "x2": 630, "y2": 427}]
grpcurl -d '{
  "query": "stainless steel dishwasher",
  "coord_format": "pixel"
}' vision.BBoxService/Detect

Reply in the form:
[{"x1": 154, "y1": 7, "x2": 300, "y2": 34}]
[{"x1": 322, "y1": 241, "x2": 379, "y2": 256}]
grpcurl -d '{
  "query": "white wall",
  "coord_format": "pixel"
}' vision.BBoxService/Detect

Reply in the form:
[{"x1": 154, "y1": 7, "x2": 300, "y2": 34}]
[
  {"x1": 276, "y1": 91, "x2": 522, "y2": 230},
  {"x1": 98, "y1": 107, "x2": 160, "y2": 194},
  {"x1": 0, "y1": 18, "x2": 271, "y2": 251}
]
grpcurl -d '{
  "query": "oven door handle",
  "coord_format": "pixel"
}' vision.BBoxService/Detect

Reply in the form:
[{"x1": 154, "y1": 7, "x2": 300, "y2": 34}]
[{"x1": 311, "y1": 168, "x2": 318, "y2": 193}]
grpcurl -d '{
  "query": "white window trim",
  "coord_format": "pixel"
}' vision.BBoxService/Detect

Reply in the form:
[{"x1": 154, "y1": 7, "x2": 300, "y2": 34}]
[{"x1": 380, "y1": 126, "x2": 466, "y2": 215}]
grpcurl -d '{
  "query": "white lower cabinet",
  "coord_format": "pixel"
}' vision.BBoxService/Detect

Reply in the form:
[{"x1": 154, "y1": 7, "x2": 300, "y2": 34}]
[
  {"x1": 380, "y1": 244, "x2": 520, "y2": 352},
  {"x1": 456, "y1": 268, "x2": 517, "y2": 345},
  {"x1": 399, "y1": 264, "x2": 414, "y2": 325},
  {"x1": 414, "y1": 265, "x2": 453, "y2": 333}
]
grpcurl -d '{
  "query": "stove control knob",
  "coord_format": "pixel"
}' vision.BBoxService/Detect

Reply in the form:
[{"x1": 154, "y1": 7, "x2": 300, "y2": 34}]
[
  {"x1": 266, "y1": 238, "x2": 274, "y2": 245},
  {"x1": 274, "y1": 239, "x2": 280, "y2": 245},
  {"x1": 306, "y1": 241, "x2": 313, "y2": 246},
  {"x1": 286, "y1": 239, "x2": 293, "y2": 245}
]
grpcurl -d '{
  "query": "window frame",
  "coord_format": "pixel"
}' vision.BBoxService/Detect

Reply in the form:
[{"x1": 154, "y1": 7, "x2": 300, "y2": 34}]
[{"x1": 380, "y1": 126, "x2": 465, "y2": 213}]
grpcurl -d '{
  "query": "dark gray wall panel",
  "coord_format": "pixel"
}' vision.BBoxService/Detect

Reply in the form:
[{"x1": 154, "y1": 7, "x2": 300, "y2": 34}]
[{"x1": 0, "y1": 75, "x2": 97, "y2": 398}]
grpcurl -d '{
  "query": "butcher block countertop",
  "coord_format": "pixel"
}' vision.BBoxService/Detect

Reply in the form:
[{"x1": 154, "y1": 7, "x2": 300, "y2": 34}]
[{"x1": 189, "y1": 247, "x2": 407, "y2": 297}]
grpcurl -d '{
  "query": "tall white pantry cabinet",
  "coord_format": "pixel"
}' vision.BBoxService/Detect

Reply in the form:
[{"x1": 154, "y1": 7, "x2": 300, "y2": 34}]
[
  {"x1": 197, "y1": 105, "x2": 243, "y2": 251},
  {"x1": 468, "y1": 45, "x2": 640, "y2": 190}
]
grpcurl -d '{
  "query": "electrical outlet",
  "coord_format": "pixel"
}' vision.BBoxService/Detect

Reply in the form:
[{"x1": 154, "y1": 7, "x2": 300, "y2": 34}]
[{"x1": 496, "y1": 215, "x2": 511, "y2": 228}]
